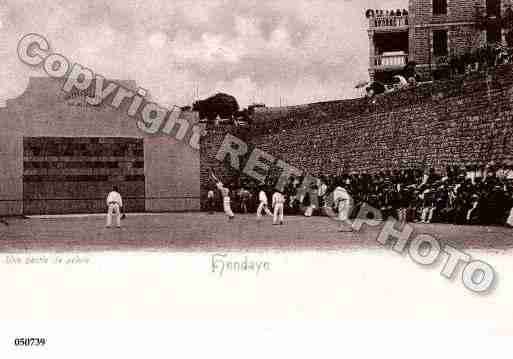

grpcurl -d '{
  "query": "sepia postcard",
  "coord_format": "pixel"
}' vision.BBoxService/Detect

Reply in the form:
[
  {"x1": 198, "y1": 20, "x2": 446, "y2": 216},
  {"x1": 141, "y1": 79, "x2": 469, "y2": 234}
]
[{"x1": 1, "y1": 0, "x2": 513, "y2": 357}]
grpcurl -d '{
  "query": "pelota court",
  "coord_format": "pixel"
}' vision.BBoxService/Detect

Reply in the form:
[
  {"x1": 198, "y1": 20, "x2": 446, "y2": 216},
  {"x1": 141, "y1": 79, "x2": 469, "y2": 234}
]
[{"x1": 1, "y1": 213, "x2": 512, "y2": 252}]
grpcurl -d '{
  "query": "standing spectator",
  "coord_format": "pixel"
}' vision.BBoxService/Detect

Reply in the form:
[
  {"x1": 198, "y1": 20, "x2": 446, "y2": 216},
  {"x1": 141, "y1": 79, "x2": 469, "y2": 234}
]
[
  {"x1": 284, "y1": 176, "x2": 296, "y2": 214},
  {"x1": 506, "y1": 188, "x2": 513, "y2": 227},
  {"x1": 484, "y1": 185, "x2": 507, "y2": 225},
  {"x1": 318, "y1": 178, "x2": 328, "y2": 210},
  {"x1": 207, "y1": 188, "x2": 215, "y2": 214},
  {"x1": 507, "y1": 205, "x2": 513, "y2": 227},
  {"x1": 434, "y1": 185, "x2": 449, "y2": 222},
  {"x1": 238, "y1": 186, "x2": 250, "y2": 214},
  {"x1": 397, "y1": 185, "x2": 409, "y2": 223},
  {"x1": 420, "y1": 187, "x2": 435, "y2": 223},
  {"x1": 467, "y1": 194, "x2": 480, "y2": 224},
  {"x1": 303, "y1": 182, "x2": 318, "y2": 217}
]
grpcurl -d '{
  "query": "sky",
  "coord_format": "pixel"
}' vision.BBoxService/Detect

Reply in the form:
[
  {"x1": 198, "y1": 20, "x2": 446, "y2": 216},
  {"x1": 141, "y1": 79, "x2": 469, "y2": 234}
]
[{"x1": 0, "y1": 0, "x2": 407, "y2": 108}]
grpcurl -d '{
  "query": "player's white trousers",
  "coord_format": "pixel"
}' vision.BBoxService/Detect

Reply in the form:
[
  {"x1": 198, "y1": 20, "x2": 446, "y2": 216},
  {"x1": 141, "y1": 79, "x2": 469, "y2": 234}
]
[
  {"x1": 507, "y1": 207, "x2": 513, "y2": 226},
  {"x1": 257, "y1": 202, "x2": 272, "y2": 217},
  {"x1": 273, "y1": 203, "x2": 284, "y2": 223},
  {"x1": 338, "y1": 200, "x2": 350, "y2": 221},
  {"x1": 106, "y1": 203, "x2": 121, "y2": 227},
  {"x1": 223, "y1": 197, "x2": 234, "y2": 217},
  {"x1": 422, "y1": 206, "x2": 435, "y2": 223},
  {"x1": 304, "y1": 205, "x2": 313, "y2": 217}
]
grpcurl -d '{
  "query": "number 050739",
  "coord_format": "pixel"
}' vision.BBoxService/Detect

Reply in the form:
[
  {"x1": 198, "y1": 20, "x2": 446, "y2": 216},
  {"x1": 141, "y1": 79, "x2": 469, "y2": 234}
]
[{"x1": 14, "y1": 338, "x2": 46, "y2": 346}]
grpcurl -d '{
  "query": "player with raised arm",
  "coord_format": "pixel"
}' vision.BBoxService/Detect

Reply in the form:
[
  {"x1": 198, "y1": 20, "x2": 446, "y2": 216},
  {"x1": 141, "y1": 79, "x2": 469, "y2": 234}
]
[{"x1": 209, "y1": 169, "x2": 235, "y2": 220}]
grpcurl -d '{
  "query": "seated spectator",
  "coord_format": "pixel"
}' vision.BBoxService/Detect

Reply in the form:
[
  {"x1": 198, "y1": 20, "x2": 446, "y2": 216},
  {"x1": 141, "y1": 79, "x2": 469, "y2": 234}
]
[{"x1": 213, "y1": 164, "x2": 512, "y2": 227}]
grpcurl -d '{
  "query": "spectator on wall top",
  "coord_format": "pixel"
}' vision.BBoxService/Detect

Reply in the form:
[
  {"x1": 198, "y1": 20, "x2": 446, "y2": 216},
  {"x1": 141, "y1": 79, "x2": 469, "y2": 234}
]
[
  {"x1": 366, "y1": 81, "x2": 386, "y2": 97},
  {"x1": 392, "y1": 75, "x2": 408, "y2": 90}
]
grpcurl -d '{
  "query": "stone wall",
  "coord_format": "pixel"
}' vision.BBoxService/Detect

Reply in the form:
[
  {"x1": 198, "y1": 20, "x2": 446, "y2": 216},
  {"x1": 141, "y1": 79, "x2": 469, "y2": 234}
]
[{"x1": 200, "y1": 65, "x2": 513, "y2": 207}]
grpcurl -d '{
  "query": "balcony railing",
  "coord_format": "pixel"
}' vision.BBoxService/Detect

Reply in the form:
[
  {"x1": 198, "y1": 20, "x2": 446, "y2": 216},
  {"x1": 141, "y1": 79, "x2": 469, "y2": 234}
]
[
  {"x1": 434, "y1": 55, "x2": 449, "y2": 65},
  {"x1": 372, "y1": 54, "x2": 408, "y2": 69},
  {"x1": 369, "y1": 15, "x2": 408, "y2": 30}
]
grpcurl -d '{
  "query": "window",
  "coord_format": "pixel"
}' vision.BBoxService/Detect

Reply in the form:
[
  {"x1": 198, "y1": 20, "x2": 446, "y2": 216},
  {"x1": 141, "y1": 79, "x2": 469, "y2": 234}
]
[
  {"x1": 433, "y1": 68, "x2": 451, "y2": 80},
  {"x1": 433, "y1": 0, "x2": 447, "y2": 15},
  {"x1": 433, "y1": 30, "x2": 448, "y2": 56},
  {"x1": 486, "y1": 0, "x2": 500, "y2": 17},
  {"x1": 487, "y1": 25, "x2": 500, "y2": 43}
]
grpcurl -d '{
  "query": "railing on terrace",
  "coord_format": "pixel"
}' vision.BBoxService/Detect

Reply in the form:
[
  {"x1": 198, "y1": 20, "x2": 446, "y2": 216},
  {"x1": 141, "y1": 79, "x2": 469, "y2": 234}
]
[
  {"x1": 372, "y1": 54, "x2": 408, "y2": 69},
  {"x1": 369, "y1": 15, "x2": 408, "y2": 30}
]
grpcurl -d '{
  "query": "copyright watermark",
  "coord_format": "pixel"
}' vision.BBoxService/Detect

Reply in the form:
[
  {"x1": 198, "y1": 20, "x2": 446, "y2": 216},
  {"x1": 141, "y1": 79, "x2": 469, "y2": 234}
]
[{"x1": 17, "y1": 33, "x2": 203, "y2": 149}]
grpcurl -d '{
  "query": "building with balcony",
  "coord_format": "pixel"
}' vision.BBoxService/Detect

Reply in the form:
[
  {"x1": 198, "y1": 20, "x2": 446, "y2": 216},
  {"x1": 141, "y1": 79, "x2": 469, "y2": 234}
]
[
  {"x1": 367, "y1": 0, "x2": 513, "y2": 83},
  {"x1": 367, "y1": 8, "x2": 410, "y2": 83}
]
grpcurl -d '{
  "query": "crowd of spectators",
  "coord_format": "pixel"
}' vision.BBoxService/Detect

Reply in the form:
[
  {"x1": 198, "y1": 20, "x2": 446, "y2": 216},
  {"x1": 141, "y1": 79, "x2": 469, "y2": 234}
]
[{"x1": 210, "y1": 164, "x2": 513, "y2": 227}]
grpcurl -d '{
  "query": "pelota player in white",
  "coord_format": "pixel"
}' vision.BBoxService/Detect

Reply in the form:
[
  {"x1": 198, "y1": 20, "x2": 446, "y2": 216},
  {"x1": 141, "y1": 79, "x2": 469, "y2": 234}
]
[
  {"x1": 333, "y1": 185, "x2": 354, "y2": 232},
  {"x1": 272, "y1": 190, "x2": 285, "y2": 225},
  {"x1": 106, "y1": 185, "x2": 123, "y2": 228},
  {"x1": 257, "y1": 186, "x2": 273, "y2": 219},
  {"x1": 210, "y1": 170, "x2": 235, "y2": 220}
]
